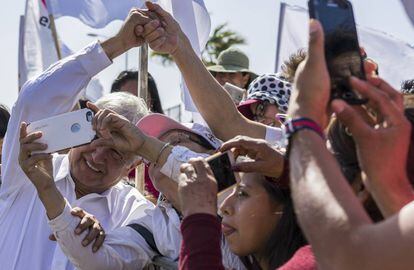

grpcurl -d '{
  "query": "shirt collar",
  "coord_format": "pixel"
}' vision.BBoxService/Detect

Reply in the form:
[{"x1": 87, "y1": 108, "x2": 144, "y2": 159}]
[{"x1": 54, "y1": 154, "x2": 114, "y2": 214}]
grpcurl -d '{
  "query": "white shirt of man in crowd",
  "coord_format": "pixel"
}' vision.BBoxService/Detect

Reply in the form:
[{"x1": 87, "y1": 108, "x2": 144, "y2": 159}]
[{"x1": 0, "y1": 42, "x2": 154, "y2": 270}]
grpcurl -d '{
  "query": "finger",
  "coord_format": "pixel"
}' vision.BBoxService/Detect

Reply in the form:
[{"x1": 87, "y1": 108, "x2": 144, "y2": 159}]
[
  {"x1": 92, "y1": 231, "x2": 106, "y2": 253},
  {"x1": 363, "y1": 58, "x2": 378, "y2": 77},
  {"x1": 143, "y1": 19, "x2": 161, "y2": 37},
  {"x1": 306, "y1": 20, "x2": 326, "y2": 69},
  {"x1": 367, "y1": 77, "x2": 404, "y2": 110},
  {"x1": 145, "y1": 1, "x2": 175, "y2": 25},
  {"x1": 77, "y1": 215, "x2": 95, "y2": 236},
  {"x1": 144, "y1": 26, "x2": 165, "y2": 43},
  {"x1": 331, "y1": 99, "x2": 371, "y2": 140},
  {"x1": 21, "y1": 154, "x2": 53, "y2": 169},
  {"x1": 189, "y1": 158, "x2": 210, "y2": 178},
  {"x1": 19, "y1": 122, "x2": 28, "y2": 141},
  {"x1": 49, "y1": 234, "x2": 57, "y2": 241},
  {"x1": 86, "y1": 102, "x2": 100, "y2": 114},
  {"x1": 149, "y1": 37, "x2": 167, "y2": 51},
  {"x1": 90, "y1": 137, "x2": 115, "y2": 149},
  {"x1": 20, "y1": 142, "x2": 47, "y2": 154},
  {"x1": 82, "y1": 223, "x2": 102, "y2": 247},
  {"x1": 350, "y1": 77, "x2": 402, "y2": 123},
  {"x1": 135, "y1": 25, "x2": 144, "y2": 36},
  {"x1": 71, "y1": 207, "x2": 86, "y2": 218},
  {"x1": 20, "y1": 131, "x2": 43, "y2": 145},
  {"x1": 96, "y1": 110, "x2": 114, "y2": 136}
]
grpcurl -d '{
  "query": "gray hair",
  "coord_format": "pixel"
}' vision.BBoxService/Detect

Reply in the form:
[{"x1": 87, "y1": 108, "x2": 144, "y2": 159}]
[{"x1": 95, "y1": 92, "x2": 149, "y2": 125}]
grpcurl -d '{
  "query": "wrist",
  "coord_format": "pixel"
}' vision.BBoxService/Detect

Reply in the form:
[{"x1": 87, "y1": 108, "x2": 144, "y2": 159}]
[
  {"x1": 171, "y1": 32, "x2": 191, "y2": 61},
  {"x1": 37, "y1": 184, "x2": 66, "y2": 220},
  {"x1": 101, "y1": 36, "x2": 129, "y2": 60}
]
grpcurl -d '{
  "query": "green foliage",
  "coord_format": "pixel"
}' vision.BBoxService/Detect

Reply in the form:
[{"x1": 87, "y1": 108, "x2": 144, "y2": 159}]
[{"x1": 150, "y1": 23, "x2": 246, "y2": 66}]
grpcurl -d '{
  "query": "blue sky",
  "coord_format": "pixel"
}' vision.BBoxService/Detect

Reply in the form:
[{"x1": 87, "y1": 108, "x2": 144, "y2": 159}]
[{"x1": 1, "y1": 0, "x2": 413, "y2": 111}]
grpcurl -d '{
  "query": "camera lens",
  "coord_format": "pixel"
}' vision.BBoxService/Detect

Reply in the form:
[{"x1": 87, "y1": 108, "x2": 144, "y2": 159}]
[{"x1": 86, "y1": 111, "x2": 93, "y2": 122}]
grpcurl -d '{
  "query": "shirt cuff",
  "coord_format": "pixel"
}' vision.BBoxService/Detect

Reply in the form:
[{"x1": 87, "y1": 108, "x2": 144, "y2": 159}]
[
  {"x1": 265, "y1": 126, "x2": 284, "y2": 144},
  {"x1": 77, "y1": 42, "x2": 112, "y2": 78},
  {"x1": 48, "y1": 200, "x2": 77, "y2": 233},
  {"x1": 160, "y1": 146, "x2": 210, "y2": 182}
]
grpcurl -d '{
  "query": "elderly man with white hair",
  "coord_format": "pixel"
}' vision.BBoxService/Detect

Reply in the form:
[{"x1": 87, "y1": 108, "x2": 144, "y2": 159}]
[{"x1": 0, "y1": 10, "x2": 155, "y2": 270}]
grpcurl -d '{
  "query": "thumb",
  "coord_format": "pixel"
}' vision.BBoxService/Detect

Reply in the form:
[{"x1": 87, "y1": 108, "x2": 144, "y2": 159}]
[
  {"x1": 331, "y1": 100, "x2": 369, "y2": 139},
  {"x1": 306, "y1": 20, "x2": 326, "y2": 68},
  {"x1": 146, "y1": 1, "x2": 175, "y2": 25}
]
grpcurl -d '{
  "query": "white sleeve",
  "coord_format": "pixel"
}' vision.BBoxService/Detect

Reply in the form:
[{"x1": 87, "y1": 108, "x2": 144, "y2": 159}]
[
  {"x1": 265, "y1": 126, "x2": 284, "y2": 144},
  {"x1": 160, "y1": 146, "x2": 210, "y2": 182},
  {"x1": 48, "y1": 202, "x2": 155, "y2": 270},
  {"x1": 0, "y1": 42, "x2": 111, "y2": 196}
]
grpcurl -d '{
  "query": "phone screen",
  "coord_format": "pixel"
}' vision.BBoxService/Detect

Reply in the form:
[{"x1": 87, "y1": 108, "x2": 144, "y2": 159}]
[
  {"x1": 309, "y1": 0, "x2": 367, "y2": 104},
  {"x1": 207, "y1": 152, "x2": 237, "y2": 192}
]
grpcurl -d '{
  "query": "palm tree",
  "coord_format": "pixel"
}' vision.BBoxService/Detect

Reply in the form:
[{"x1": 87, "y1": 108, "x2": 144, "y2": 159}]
[{"x1": 150, "y1": 23, "x2": 246, "y2": 66}]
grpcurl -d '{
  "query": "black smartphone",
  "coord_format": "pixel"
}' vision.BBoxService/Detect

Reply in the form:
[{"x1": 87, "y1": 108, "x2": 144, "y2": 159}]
[
  {"x1": 206, "y1": 151, "x2": 239, "y2": 192},
  {"x1": 308, "y1": 0, "x2": 367, "y2": 104}
]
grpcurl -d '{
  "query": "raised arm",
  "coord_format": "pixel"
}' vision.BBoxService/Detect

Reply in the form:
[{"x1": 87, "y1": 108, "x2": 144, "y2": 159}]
[
  {"x1": 0, "y1": 9, "x2": 152, "y2": 196},
  {"x1": 288, "y1": 20, "x2": 414, "y2": 270},
  {"x1": 142, "y1": 2, "x2": 272, "y2": 141}
]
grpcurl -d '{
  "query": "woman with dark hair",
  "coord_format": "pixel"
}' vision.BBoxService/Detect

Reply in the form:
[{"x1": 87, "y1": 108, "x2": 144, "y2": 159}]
[
  {"x1": 220, "y1": 172, "x2": 307, "y2": 269},
  {"x1": 178, "y1": 145, "x2": 311, "y2": 270},
  {"x1": 111, "y1": 70, "x2": 164, "y2": 114}
]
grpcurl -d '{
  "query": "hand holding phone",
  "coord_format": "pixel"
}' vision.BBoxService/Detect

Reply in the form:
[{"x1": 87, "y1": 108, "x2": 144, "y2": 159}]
[
  {"x1": 26, "y1": 109, "x2": 96, "y2": 154},
  {"x1": 308, "y1": 0, "x2": 367, "y2": 105}
]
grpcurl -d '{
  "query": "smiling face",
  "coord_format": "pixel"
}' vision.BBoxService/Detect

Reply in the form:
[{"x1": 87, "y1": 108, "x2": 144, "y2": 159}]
[
  {"x1": 69, "y1": 143, "x2": 134, "y2": 195},
  {"x1": 220, "y1": 172, "x2": 284, "y2": 257}
]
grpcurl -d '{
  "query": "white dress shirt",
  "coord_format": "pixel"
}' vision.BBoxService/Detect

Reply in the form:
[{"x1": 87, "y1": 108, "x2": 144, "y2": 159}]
[{"x1": 0, "y1": 42, "x2": 153, "y2": 270}]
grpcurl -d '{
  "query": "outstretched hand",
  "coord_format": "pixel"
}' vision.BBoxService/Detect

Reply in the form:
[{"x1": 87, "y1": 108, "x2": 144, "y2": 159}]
[{"x1": 331, "y1": 76, "x2": 410, "y2": 190}]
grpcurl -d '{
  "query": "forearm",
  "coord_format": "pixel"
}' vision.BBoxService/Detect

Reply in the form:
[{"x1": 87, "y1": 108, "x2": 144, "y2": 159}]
[
  {"x1": 37, "y1": 184, "x2": 66, "y2": 220},
  {"x1": 289, "y1": 130, "x2": 372, "y2": 268},
  {"x1": 49, "y1": 203, "x2": 152, "y2": 270},
  {"x1": 172, "y1": 34, "x2": 266, "y2": 141}
]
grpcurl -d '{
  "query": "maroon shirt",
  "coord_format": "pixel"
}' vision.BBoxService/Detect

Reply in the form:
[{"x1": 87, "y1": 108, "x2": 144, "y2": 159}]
[{"x1": 179, "y1": 214, "x2": 317, "y2": 270}]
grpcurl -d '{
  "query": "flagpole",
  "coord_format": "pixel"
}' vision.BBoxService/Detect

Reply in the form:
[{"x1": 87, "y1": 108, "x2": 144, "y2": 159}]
[
  {"x1": 135, "y1": 43, "x2": 149, "y2": 194},
  {"x1": 49, "y1": 14, "x2": 62, "y2": 60},
  {"x1": 274, "y1": 1, "x2": 287, "y2": 72}
]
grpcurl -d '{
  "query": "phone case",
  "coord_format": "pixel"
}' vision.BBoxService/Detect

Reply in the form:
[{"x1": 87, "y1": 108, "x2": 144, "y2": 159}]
[
  {"x1": 27, "y1": 109, "x2": 96, "y2": 154},
  {"x1": 224, "y1": 83, "x2": 245, "y2": 104}
]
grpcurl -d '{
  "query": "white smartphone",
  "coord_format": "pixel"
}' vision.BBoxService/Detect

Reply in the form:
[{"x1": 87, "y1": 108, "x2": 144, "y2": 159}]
[
  {"x1": 223, "y1": 83, "x2": 245, "y2": 105},
  {"x1": 27, "y1": 109, "x2": 96, "y2": 154}
]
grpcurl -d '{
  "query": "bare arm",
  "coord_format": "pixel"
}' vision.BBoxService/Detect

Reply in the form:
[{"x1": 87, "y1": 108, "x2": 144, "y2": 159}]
[
  {"x1": 288, "y1": 20, "x2": 414, "y2": 269},
  {"x1": 143, "y1": 2, "x2": 269, "y2": 141}
]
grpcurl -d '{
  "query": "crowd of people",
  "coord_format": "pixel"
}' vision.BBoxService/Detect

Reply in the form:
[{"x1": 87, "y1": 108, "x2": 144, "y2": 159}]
[{"x1": 0, "y1": 1, "x2": 413, "y2": 270}]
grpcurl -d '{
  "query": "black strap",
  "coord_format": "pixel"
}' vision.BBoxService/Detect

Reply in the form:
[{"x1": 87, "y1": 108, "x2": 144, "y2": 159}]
[{"x1": 127, "y1": 223, "x2": 161, "y2": 256}]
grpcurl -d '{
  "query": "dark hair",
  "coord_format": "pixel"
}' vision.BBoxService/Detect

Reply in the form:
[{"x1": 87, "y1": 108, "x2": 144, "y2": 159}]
[
  {"x1": 241, "y1": 179, "x2": 307, "y2": 269},
  {"x1": 328, "y1": 119, "x2": 383, "y2": 222},
  {"x1": 111, "y1": 71, "x2": 164, "y2": 114},
  {"x1": 0, "y1": 105, "x2": 10, "y2": 138},
  {"x1": 280, "y1": 49, "x2": 307, "y2": 83},
  {"x1": 401, "y1": 79, "x2": 414, "y2": 94}
]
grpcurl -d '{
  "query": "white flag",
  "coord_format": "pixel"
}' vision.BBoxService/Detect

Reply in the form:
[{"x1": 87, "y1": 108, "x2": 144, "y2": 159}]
[
  {"x1": 276, "y1": 3, "x2": 414, "y2": 89},
  {"x1": 158, "y1": 0, "x2": 211, "y2": 118},
  {"x1": 19, "y1": 0, "x2": 104, "y2": 100},
  {"x1": 46, "y1": 0, "x2": 145, "y2": 28},
  {"x1": 20, "y1": 0, "x2": 59, "y2": 86},
  {"x1": 401, "y1": 0, "x2": 414, "y2": 25}
]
